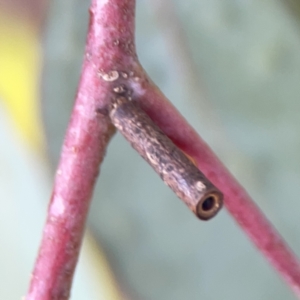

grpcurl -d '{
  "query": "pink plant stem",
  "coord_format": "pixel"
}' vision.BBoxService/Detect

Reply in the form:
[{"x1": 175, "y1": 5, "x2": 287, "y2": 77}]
[
  {"x1": 26, "y1": 0, "x2": 300, "y2": 299},
  {"x1": 136, "y1": 83, "x2": 300, "y2": 297},
  {"x1": 26, "y1": 0, "x2": 136, "y2": 299}
]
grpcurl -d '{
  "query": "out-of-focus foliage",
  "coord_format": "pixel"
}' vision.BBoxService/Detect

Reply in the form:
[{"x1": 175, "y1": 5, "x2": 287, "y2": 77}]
[
  {"x1": 42, "y1": 0, "x2": 90, "y2": 167},
  {"x1": 283, "y1": 0, "x2": 300, "y2": 20},
  {"x1": 0, "y1": 12, "x2": 44, "y2": 149},
  {"x1": 0, "y1": 5, "x2": 48, "y2": 299},
  {"x1": 42, "y1": 0, "x2": 300, "y2": 299}
]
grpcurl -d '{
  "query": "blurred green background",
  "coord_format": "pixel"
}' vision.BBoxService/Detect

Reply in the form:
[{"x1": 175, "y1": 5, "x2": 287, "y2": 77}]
[{"x1": 1, "y1": 0, "x2": 300, "y2": 299}]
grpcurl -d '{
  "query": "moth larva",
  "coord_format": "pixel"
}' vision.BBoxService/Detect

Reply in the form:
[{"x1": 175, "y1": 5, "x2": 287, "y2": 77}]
[{"x1": 109, "y1": 97, "x2": 223, "y2": 220}]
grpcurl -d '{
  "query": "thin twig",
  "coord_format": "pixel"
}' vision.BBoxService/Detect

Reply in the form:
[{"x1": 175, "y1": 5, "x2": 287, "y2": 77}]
[
  {"x1": 26, "y1": 0, "x2": 136, "y2": 299},
  {"x1": 133, "y1": 75, "x2": 300, "y2": 297}
]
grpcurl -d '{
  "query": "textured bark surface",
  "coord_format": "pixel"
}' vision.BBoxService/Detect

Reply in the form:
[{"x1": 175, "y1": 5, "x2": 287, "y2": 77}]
[
  {"x1": 26, "y1": 0, "x2": 137, "y2": 299},
  {"x1": 110, "y1": 96, "x2": 223, "y2": 220}
]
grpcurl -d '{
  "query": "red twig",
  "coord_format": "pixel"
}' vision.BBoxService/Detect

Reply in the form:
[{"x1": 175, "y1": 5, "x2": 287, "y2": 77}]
[
  {"x1": 26, "y1": 0, "x2": 300, "y2": 299},
  {"x1": 135, "y1": 81, "x2": 300, "y2": 297},
  {"x1": 26, "y1": 0, "x2": 136, "y2": 299}
]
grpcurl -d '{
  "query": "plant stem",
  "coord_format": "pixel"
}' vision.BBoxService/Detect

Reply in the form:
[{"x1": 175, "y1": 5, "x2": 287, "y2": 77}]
[
  {"x1": 135, "y1": 80, "x2": 300, "y2": 297},
  {"x1": 26, "y1": 0, "x2": 300, "y2": 299},
  {"x1": 26, "y1": 0, "x2": 136, "y2": 299}
]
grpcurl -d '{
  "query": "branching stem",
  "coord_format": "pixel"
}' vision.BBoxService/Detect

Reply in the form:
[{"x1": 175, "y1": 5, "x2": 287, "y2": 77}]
[{"x1": 26, "y1": 0, "x2": 300, "y2": 299}]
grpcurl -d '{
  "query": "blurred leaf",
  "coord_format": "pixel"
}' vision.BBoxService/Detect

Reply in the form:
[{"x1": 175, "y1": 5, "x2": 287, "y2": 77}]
[
  {"x1": 41, "y1": 0, "x2": 89, "y2": 166},
  {"x1": 0, "y1": 12, "x2": 44, "y2": 149}
]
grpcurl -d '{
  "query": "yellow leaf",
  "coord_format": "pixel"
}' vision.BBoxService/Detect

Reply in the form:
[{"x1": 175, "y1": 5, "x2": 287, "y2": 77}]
[{"x1": 0, "y1": 12, "x2": 44, "y2": 150}]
